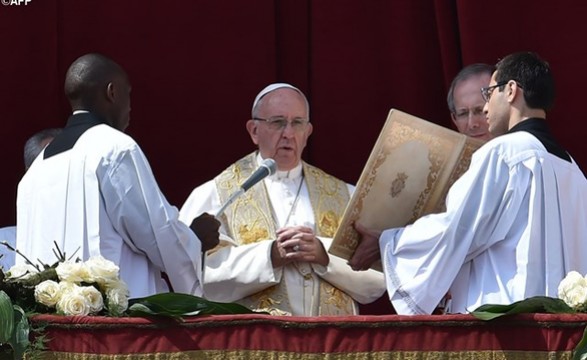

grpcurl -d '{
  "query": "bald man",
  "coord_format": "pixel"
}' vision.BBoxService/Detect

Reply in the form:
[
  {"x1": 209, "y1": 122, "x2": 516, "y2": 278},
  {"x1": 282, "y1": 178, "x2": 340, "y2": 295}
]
[
  {"x1": 16, "y1": 53, "x2": 219, "y2": 298},
  {"x1": 179, "y1": 83, "x2": 385, "y2": 316}
]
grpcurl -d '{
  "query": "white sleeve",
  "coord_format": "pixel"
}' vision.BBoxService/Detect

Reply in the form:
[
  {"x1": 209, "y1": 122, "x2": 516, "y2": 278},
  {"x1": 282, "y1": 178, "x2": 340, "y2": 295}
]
[
  {"x1": 312, "y1": 237, "x2": 386, "y2": 304},
  {"x1": 180, "y1": 179, "x2": 283, "y2": 302},
  {"x1": 179, "y1": 180, "x2": 221, "y2": 225},
  {"x1": 382, "y1": 145, "x2": 521, "y2": 314},
  {"x1": 204, "y1": 240, "x2": 283, "y2": 302},
  {"x1": 101, "y1": 146, "x2": 203, "y2": 295}
]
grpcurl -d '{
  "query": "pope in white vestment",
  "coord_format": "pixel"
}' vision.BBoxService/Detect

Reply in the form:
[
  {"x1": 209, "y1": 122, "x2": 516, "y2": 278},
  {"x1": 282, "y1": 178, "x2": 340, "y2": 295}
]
[
  {"x1": 180, "y1": 152, "x2": 386, "y2": 316},
  {"x1": 17, "y1": 113, "x2": 205, "y2": 298},
  {"x1": 375, "y1": 120, "x2": 587, "y2": 315}
]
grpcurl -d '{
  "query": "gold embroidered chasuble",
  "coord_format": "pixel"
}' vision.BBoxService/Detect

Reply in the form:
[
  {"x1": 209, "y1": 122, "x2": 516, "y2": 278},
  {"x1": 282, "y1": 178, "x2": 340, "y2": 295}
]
[{"x1": 215, "y1": 152, "x2": 354, "y2": 315}]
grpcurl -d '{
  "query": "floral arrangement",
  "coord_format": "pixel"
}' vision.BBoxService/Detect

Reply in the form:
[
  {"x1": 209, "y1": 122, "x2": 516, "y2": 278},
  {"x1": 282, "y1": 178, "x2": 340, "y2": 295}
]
[
  {"x1": 0, "y1": 243, "x2": 129, "y2": 317},
  {"x1": 0, "y1": 244, "x2": 130, "y2": 358},
  {"x1": 0, "y1": 242, "x2": 257, "y2": 359},
  {"x1": 8, "y1": 256, "x2": 129, "y2": 317}
]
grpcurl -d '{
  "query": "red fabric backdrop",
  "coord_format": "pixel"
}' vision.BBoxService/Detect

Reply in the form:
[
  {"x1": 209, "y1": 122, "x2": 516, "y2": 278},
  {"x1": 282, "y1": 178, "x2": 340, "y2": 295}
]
[{"x1": 1, "y1": 1, "x2": 586, "y2": 313}]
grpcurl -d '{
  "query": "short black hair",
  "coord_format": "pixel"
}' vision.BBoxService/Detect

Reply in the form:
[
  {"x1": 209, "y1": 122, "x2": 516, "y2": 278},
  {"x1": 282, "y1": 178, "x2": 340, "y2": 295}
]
[
  {"x1": 495, "y1": 52, "x2": 555, "y2": 111},
  {"x1": 24, "y1": 128, "x2": 62, "y2": 169},
  {"x1": 64, "y1": 53, "x2": 126, "y2": 108}
]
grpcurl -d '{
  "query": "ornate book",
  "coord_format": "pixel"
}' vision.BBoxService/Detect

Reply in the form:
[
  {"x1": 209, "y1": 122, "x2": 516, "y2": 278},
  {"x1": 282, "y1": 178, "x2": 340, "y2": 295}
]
[{"x1": 328, "y1": 109, "x2": 485, "y2": 271}]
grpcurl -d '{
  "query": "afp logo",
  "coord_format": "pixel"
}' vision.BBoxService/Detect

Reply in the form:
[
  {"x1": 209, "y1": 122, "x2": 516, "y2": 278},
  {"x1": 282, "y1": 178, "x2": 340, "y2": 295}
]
[{"x1": 2, "y1": 0, "x2": 32, "y2": 5}]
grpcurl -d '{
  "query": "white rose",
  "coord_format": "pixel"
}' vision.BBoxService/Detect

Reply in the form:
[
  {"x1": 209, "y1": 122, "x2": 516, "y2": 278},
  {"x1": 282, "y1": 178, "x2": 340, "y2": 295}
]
[
  {"x1": 6, "y1": 264, "x2": 38, "y2": 280},
  {"x1": 34, "y1": 280, "x2": 62, "y2": 307},
  {"x1": 558, "y1": 271, "x2": 585, "y2": 298},
  {"x1": 56, "y1": 286, "x2": 92, "y2": 316},
  {"x1": 58, "y1": 281, "x2": 78, "y2": 294},
  {"x1": 106, "y1": 282, "x2": 130, "y2": 316},
  {"x1": 558, "y1": 271, "x2": 587, "y2": 308},
  {"x1": 56, "y1": 261, "x2": 90, "y2": 283},
  {"x1": 85, "y1": 256, "x2": 120, "y2": 285},
  {"x1": 79, "y1": 286, "x2": 104, "y2": 314},
  {"x1": 102, "y1": 278, "x2": 128, "y2": 292}
]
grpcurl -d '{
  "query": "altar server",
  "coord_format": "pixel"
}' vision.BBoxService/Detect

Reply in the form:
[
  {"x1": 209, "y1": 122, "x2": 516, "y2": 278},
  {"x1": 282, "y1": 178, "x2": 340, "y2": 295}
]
[
  {"x1": 16, "y1": 53, "x2": 219, "y2": 298},
  {"x1": 349, "y1": 51, "x2": 587, "y2": 315}
]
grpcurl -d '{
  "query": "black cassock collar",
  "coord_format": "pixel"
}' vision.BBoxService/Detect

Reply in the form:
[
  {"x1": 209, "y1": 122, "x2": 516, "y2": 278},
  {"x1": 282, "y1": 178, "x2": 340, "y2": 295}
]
[
  {"x1": 44, "y1": 112, "x2": 106, "y2": 159},
  {"x1": 507, "y1": 118, "x2": 571, "y2": 163}
]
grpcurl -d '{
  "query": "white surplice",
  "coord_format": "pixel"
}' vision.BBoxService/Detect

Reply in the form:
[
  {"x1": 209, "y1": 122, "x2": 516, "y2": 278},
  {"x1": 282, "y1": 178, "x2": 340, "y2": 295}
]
[
  {"x1": 16, "y1": 123, "x2": 203, "y2": 298},
  {"x1": 180, "y1": 156, "x2": 386, "y2": 316},
  {"x1": 380, "y1": 131, "x2": 587, "y2": 315}
]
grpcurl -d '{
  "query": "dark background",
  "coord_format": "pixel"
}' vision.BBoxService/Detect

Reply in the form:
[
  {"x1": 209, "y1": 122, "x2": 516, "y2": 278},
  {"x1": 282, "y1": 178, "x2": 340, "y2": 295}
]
[{"x1": 1, "y1": 2, "x2": 585, "y2": 312}]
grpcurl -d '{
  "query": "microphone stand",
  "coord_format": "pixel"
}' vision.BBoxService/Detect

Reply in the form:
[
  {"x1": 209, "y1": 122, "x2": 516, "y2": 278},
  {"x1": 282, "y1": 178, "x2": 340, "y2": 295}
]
[
  {"x1": 214, "y1": 188, "x2": 244, "y2": 218},
  {"x1": 214, "y1": 158, "x2": 276, "y2": 218}
]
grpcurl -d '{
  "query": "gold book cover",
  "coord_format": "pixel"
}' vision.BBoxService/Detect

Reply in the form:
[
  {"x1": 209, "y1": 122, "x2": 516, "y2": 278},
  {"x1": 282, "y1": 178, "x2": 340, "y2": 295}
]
[{"x1": 328, "y1": 109, "x2": 485, "y2": 271}]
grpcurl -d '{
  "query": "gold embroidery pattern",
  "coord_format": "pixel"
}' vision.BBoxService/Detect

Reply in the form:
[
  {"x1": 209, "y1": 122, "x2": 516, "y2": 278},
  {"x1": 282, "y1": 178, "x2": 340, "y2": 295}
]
[
  {"x1": 216, "y1": 153, "x2": 291, "y2": 314},
  {"x1": 303, "y1": 162, "x2": 349, "y2": 238},
  {"x1": 323, "y1": 285, "x2": 350, "y2": 309},
  {"x1": 238, "y1": 223, "x2": 269, "y2": 245},
  {"x1": 304, "y1": 163, "x2": 356, "y2": 314},
  {"x1": 319, "y1": 210, "x2": 339, "y2": 238},
  {"x1": 216, "y1": 154, "x2": 276, "y2": 244},
  {"x1": 251, "y1": 285, "x2": 282, "y2": 309}
]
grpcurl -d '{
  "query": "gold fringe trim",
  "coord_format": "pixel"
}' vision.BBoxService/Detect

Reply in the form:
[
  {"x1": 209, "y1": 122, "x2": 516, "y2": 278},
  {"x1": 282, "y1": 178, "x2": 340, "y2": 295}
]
[{"x1": 34, "y1": 349, "x2": 574, "y2": 360}]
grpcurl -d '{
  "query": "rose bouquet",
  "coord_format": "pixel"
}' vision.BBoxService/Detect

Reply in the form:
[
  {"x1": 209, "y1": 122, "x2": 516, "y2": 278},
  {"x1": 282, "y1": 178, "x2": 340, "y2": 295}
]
[
  {"x1": 0, "y1": 246, "x2": 130, "y2": 358},
  {"x1": 0, "y1": 242, "x2": 258, "y2": 359},
  {"x1": 1, "y1": 254, "x2": 129, "y2": 317},
  {"x1": 31, "y1": 256, "x2": 128, "y2": 316}
]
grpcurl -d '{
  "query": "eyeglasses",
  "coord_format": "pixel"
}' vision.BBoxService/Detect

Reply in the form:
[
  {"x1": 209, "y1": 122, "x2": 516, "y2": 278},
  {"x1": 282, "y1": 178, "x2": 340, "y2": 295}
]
[
  {"x1": 480, "y1": 80, "x2": 525, "y2": 102},
  {"x1": 453, "y1": 106, "x2": 485, "y2": 121},
  {"x1": 480, "y1": 82, "x2": 507, "y2": 102},
  {"x1": 253, "y1": 116, "x2": 310, "y2": 132}
]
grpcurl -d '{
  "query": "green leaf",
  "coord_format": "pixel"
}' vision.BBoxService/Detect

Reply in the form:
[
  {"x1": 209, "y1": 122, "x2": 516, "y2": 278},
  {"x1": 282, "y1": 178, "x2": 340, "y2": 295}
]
[
  {"x1": 127, "y1": 293, "x2": 258, "y2": 319},
  {"x1": 127, "y1": 303, "x2": 191, "y2": 319},
  {"x1": 573, "y1": 325, "x2": 587, "y2": 360},
  {"x1": 471, "y1": 296, "x2": 575, "y2": 320},
  {"x1": 10, "y1": 305, "x2": 30, "y2": 360},
  {"x1": 0, "y1": 291, "x2": 14, "y2": 344},
  {"x1": 197, "y1": 300, "x2": 258, "y2": 315}
]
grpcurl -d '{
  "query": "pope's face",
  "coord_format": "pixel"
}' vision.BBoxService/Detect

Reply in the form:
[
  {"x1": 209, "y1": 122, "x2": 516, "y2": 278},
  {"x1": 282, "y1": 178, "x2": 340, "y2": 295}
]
[{"x1": 246, "y1": 88, "x2": 313, "y2": 171}]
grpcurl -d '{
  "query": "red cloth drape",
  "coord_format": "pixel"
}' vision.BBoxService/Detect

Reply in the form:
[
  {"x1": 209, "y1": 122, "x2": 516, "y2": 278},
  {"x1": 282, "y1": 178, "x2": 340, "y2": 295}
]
[
  {"x1": 32, "y1": 313, "x2": 587, "y2": 358},
  {"x1": 2, "y1": 1, "x2": 586, "y2": 227}
]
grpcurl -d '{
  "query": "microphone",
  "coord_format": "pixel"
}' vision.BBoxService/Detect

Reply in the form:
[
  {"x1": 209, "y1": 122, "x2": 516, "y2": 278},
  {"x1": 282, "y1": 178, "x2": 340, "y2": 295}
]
[{"x1": 215, "y1": 158, "x2": 276, "y2": 217}]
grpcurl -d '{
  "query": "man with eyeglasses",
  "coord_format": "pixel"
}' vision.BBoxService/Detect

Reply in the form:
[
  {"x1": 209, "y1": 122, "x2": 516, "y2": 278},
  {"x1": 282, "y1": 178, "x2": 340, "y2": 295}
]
[
  {"x1": 179, "y1": 83, "x2": 385, "y2": 316},
  {"x1": 447, "y1": 63, "x2": 495, "y2": 141},
  {"x1": 348, "y1": 51, "x2": 587, "y2": 315}
]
